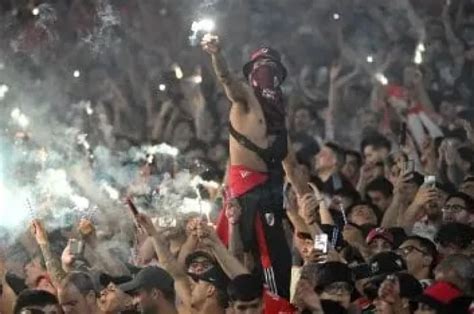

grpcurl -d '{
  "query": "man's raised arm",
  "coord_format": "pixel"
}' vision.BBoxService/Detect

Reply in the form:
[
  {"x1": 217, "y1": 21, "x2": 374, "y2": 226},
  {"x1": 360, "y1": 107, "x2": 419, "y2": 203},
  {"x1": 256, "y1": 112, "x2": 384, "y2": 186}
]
[{"x1": 202, "y1": 35, "x2": 249, "y2": 105}]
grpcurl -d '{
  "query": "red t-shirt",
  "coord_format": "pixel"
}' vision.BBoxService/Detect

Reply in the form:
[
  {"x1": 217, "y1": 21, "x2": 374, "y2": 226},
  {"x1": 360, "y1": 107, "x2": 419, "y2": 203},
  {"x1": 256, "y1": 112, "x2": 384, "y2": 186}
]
[{"x1": 263, "y1": 290, "x2": 297, "y2": 314}]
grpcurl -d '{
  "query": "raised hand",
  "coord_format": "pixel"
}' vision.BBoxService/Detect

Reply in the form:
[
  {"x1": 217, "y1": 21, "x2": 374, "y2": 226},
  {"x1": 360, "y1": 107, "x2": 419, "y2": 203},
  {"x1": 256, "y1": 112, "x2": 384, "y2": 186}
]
[
  {"x1": 77, "y1": 218, "x2": 95, "y2": 239},
  {"x1": 201, "y1": 34, "x2": 220, "y2": 55},
  {"x1": 135, "y1": 213, "x2": 157, "y2": 236},
  {"x1": 225, "y1": 199, "x2": 242, "y2": 225},
  {"x1": 31, "y1": 219, "x2": 48, "y2": 246}
]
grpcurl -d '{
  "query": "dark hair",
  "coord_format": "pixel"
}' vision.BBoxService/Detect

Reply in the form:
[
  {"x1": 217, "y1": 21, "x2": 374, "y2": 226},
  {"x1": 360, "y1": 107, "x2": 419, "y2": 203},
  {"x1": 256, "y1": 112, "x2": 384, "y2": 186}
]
[
  {"x1": 216, "y1": 287, "x2": 229, "y2": 309},
  {"x1": 334, "y1": 185, "x2": 361, "y2": 204},
  {"x1": 458, "y1": 146, "x2": 474, "y2": 173},
  {"x1": 360, "y1": 134, "x2": 391, "y2": 154},
  {"x1": 403, "y1": 236, "x2": 438, "y2": 271},
  {"x1": 445, "y1": 192, "x2": 474, "y2": 213},
  {"x1": 346, "y1": 201, "x2": 381, "y2": 225},
  {"x1": 61, "y1": 272, "x2": 97, "y2": 297},
  {"x1": 435, "y1": 223, "x2": 474, "y2": 249},
  {"x1": 325, "y1": 142, "x2": 346, "y2": 167},
  {"x1": 14, "y1": 290, "x2": 58, "y2": 314},
  {"x1": 227, "y1": 274, "x2": 263, "y2": 302},
  {"x1": 365, "y1": 177, "x2": 394, "y2": 198},
  {"x1": 294, "y1": 105, "x2": 318, "y2": 120},
  {"x1": 344, "y1": 149, "x2": 363, "y2": 168}
]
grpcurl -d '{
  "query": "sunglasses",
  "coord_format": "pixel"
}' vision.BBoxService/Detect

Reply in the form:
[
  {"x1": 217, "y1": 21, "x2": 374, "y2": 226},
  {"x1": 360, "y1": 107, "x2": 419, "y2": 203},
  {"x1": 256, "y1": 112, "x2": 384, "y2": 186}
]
[
  {"x1": 396, "y1": 245, "x2": 427, "y2": 256},
  {"x1": 442, "y1": 205, "x2": 466, "y2": 213}
]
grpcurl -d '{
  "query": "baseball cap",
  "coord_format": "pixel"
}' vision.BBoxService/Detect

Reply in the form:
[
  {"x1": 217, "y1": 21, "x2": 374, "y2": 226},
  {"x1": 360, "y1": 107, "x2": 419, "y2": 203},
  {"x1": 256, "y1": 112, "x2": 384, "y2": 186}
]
[
  {"x1": 366, "y1": 228, "x2": 394, "y2": 246},
  {"x1": 99, "y1": 273, "x2": 133, "y2": 289},
  {"x1": 368, "y1": 252, "x2": 406, "y2": 278},
  {"x1": 242, "y1": 47, "x2": 287, "y2": 80},
  {"x1": 119, "y1": 266, "x2": 174, "y2": 295},
  {"x1": 314, "y1": 262, "x2": 354, "y2": 292},
  {"x1": 415, "y1": 281, "x2": 462, "y2": 311},
  {"x1": 396, "y1": 273, "x2": 423, "y2": 299}
]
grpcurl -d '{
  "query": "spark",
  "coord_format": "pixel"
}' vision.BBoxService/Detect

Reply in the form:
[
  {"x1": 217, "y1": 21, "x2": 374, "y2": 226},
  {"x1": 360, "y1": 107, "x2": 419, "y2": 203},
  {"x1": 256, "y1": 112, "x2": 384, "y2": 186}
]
[
  {"x1": 73, "y1": 70, "x2": 81, "y2": 78},
  {"x1": 333, "y1": 13, "x2": 340, "y2": 20},
  {"x1": 366, "y1": 55, "x2": 374, "y2": 63},
  {"x1": 159, "y1": 84, "x2": 166, "y2": 91},
  {"x1": 32, "y1": 7, "x2": 40, "y2": 16}
]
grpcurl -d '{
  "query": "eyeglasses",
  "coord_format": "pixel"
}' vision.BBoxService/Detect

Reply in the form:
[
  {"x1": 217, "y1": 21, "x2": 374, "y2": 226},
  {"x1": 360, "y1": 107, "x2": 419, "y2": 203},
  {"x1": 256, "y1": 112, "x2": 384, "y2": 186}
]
[
  {"x1": 442, "y1": 205, "x2": 466, "y2": 213},
  {"x1": 323, "y1": 282, "x2": 353, "y2": 295},
  {"x1": 396, "y1": 245, "x2": 427, "y2": 256}
]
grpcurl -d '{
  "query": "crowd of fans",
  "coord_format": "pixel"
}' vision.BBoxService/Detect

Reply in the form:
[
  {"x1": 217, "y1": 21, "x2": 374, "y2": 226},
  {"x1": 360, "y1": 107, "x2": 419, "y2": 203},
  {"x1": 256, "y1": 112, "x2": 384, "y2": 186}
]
[{"x1": 1, "y1": 0, "x2": 474, "y2": 313}]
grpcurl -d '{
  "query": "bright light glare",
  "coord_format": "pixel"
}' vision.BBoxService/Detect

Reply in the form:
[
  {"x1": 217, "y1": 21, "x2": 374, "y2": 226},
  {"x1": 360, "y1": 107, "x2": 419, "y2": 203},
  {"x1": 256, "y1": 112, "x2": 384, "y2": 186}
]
[
  {"x1": 73, "y1": 70, "x2": 81, "y2": 78},
  {"x1": 159, "y1": 84, "x2": 166, "y2": 91},
  {"x1": 333, "y1": 13, "x2": 340, "y2": 20},
  {"x1": 366, "y1": 55, "x2": 374, "y2": 63},
  {"x1": 173, "y1": 64, "x2": 183, "y2": 79},
  {"x1": 414, "y1": 43, "x2": 425, "y2": 65},
  {"x1": 375, "y1": 73, "x2": 388, "y2": 86},
  {"x1": 191, "y1": 19, "x2": 215, "y2": 33},
  {"x1": 0, "y1": 84, "x2": 9, "y2": 99},
  {"x1": 32, "y1": 7, "x2": 40, "y2": 16},
  {"x1": 192, "y1": 75, "x2": 202, "y2": 84}
]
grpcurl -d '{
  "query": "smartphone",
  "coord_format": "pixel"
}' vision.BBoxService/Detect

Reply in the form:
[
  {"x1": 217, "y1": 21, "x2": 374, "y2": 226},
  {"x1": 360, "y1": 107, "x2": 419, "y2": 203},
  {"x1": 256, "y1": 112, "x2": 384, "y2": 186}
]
[
  {"x1": 423, "y1": 176, "x2": 436, "y2": 188},
  {"x1": 158, "y1": 216, "x2": 177, "y2": 228},
  {"x1": 126, "y1": 198, "x2": 139, "y2": 217},
  {"x1": 314, "y1": 234, "x2": 328, "y2": 254},
  {"x1": 399, "y1": 122, "x2": 407, "y2": 146},
  {"x1": 69, "y1": 239, "x2": 84, "y2": 256},
  {"x1": 402, "y1": 159, "x2": 415, "y2": 175}
]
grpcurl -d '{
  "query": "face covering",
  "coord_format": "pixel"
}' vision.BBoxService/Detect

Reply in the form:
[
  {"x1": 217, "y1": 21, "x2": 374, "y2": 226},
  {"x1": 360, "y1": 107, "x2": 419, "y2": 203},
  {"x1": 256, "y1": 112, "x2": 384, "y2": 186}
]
[
  {"x1": 250, "y1": 63, "x2": 282, "y2": 90},
  {"x1": 250, "y1": 62, "x2": 286, "y2": 133}
]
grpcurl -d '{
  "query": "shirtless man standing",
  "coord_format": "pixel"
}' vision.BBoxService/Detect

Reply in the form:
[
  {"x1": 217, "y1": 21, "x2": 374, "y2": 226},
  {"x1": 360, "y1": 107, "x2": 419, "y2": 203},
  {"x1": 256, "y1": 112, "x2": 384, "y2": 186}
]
[{"x1": 202, "y1": 35, "x2": 292, "y2": 300}]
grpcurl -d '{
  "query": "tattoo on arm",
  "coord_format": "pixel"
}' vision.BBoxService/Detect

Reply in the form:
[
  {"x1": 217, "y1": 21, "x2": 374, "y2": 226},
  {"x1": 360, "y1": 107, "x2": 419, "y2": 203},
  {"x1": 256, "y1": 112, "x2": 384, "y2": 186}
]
[{"x1": 39, "y1": 243, "x2": 66, "y2": 284}]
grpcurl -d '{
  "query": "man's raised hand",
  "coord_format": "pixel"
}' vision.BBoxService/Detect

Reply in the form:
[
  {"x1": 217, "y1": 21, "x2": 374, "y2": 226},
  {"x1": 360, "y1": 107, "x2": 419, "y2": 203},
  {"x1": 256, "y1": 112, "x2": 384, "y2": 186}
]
[{"x1": 201, "y1": 34, "x2": 220, "y2": 55}]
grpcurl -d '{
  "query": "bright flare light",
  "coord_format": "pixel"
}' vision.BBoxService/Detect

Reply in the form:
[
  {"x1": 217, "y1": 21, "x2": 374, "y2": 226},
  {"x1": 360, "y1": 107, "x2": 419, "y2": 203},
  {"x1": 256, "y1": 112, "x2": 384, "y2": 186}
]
[
  {"x1": 0, "y1": 84, "x2": 9, "y2": 99},
  {"x1": 414, "y1": 43, "x2": 425, "y2": 65},
  {"x1": 159, "y1": 84, "x2": 166, "y2": 91},
  {"x1": 191, "y1": 19, "x2": 215, "y2": 33},
  {"x1": 375, "y1": 73, "x2": 388, "y2": 86},
  {"x1": 192, "y1": 75, "x2": 203, "y2": 84},
  {"x1": 333, "y1": 13, "x2": 340, "y2": 20},
  {"x1": 173, "y1": 64, "x2": 184, "y2": 79},
  {"x1": 32, "y1": 7, "x2": 40, "y2": 16},
  {"x1": 366, "y1": 55, "x2": 374, "y2": 63},
  {"x1": 73, "y1": 70, "x2": 81, "y2": 78}
]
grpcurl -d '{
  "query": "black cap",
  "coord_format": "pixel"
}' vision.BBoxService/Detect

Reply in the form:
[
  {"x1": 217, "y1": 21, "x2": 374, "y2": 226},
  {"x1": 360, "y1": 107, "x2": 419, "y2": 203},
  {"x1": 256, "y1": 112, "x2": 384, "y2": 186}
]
[
  {"x1": 188, "y1": 266, "x2": 230, "y2": 291},
  {"x1": 396, "y1": 273, "x2": 423, "y2": 299},
  {"x1": 435, "y1": 222, "x2": 474, "y2": 249},
  {"x1": 184, "y1": 250, "x2": 216, "y2": 269},
  {"x1": 314, "y1": 262, "x2": 354, "y2": 292},
  {"x1": 99, "y1": 273, "x2": 133, "y2": 289},
  {"x1": 119, "y1": 266, "x2": 174, "y2": 295},
  {"x1": 227, "y1": 274, "x2": 263, "y2": 302},
  {"x1": 368, "y1": 252, "x2": 406, "y2": 278}
]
